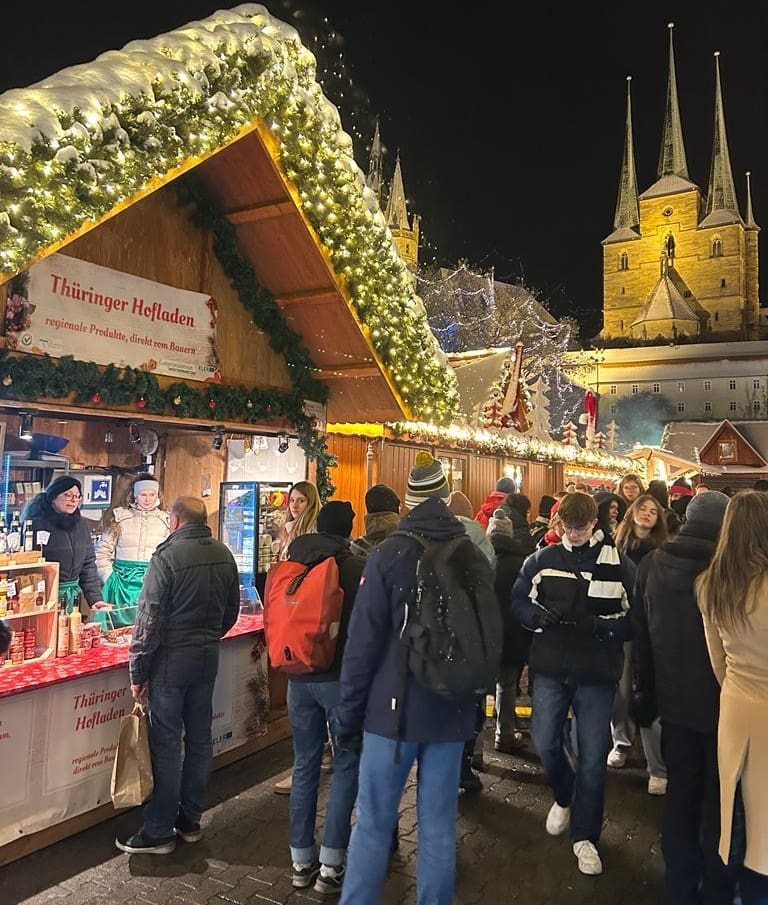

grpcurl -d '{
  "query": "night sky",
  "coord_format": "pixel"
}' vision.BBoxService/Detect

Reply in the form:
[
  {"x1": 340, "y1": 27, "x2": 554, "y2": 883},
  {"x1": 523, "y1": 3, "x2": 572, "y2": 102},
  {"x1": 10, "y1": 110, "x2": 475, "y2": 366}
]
[{"x1": 3, "y1": 2, "x2": 767, "y2": 339}]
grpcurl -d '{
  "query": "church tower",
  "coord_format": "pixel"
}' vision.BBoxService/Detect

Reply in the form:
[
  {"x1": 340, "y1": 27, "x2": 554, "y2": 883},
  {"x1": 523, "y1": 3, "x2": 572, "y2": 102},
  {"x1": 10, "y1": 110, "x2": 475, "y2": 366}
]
[
  {"x1": 601, "y1": 24, "x2": 759, "y2": 342},
  {"x1": 366, "y1": 125, "x2": 420, "y2": 272}
]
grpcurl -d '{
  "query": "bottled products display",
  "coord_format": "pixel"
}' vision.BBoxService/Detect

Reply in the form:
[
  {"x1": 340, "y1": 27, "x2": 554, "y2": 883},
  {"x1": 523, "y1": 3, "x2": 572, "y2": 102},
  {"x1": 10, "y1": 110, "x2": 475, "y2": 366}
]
[
  {"x1": 0, "y1": 573, "x2": 6, "y2": 617},
  {"x1": 7, "y1": 512, "x2": 21, "y2": 553},
  {"x1": 23, "y1": 520, "x2": 34, "y2": 553},
  {"x1": 57, "y1": 603, "x2": 70, "y2": 657},
  {"x1": 68, "y1": 609, "x2": 83, "y2": 654}
]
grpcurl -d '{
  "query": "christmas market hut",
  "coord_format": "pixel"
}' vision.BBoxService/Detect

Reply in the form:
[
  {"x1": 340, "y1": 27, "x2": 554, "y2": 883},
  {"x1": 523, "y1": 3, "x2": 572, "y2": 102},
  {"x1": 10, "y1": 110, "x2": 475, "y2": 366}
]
[
  {"x1": 0, "y1": 5, "x2": 459, "y2": 864},
  {"x1": 326, "y1": 342, "x2": 638, "y2": 517}
]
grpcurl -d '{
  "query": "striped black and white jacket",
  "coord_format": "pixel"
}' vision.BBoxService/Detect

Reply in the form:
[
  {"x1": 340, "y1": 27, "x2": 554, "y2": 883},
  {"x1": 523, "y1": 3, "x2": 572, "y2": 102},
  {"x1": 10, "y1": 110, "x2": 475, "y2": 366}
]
[{"x1": 510, "y1": 529, "x2": 636, "y2": 685}]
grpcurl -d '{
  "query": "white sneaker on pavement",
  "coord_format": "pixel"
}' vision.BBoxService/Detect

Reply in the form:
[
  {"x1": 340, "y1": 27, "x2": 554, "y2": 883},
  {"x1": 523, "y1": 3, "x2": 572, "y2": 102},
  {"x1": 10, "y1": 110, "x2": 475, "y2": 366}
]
[
  {"x1": 647, "y1": 776, "x2": 668, "y2": 796},
  {"x1": 273, "y1": 773, "x2": 292, "y2": 795},
  {"x1": 545, "y1": 801, "x2": 571, "y2": 836},
  {"x1": 606, "y1": 747, "x2": 627, "y2": 768},
  {"x1": 573, "y1": 840, "x2": 603, "y2": 875}
]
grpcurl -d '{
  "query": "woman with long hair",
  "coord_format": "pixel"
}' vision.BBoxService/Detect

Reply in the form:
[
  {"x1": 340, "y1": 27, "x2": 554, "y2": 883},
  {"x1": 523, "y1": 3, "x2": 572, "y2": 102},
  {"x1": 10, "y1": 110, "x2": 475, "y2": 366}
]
[
  {"x1": 696, "y1": 491, "x2": 768, "y2": 903},
  {"x1": 609, "y1": 494, "x2": 669, "y2": 793},
  {"x1": 615, "y1": 494, "x2": 668, "y2": 565},
  {"x1": 617, "y1": 473, "x2": 645, "y2": 507},
  {"x1": 277, "y1": 480, "x2": 320, "y2": 561}
]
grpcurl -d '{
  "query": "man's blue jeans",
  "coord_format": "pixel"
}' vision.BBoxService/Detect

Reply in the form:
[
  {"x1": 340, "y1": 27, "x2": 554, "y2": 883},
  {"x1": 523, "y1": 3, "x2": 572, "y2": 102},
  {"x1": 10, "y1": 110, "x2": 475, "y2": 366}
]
[
  {"x1": 532, "y1": 674, "x2": 615, "y2": 844},
  {"x1": 287, "y1": 679, "x2": 359, "y2": 867},
  {"x1": 143, "y1": 679, "x2": 216, "y2": 840},
  {"x1": 340, "y1": 732, "x2": 463, "y2": 905}
]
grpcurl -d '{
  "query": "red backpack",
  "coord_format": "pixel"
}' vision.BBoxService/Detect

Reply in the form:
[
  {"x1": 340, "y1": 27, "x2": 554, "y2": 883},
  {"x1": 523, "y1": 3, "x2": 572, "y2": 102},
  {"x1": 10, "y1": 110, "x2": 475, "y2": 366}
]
[{"x1": 263, "y1": 557, "x2": 344, "y2": 674}]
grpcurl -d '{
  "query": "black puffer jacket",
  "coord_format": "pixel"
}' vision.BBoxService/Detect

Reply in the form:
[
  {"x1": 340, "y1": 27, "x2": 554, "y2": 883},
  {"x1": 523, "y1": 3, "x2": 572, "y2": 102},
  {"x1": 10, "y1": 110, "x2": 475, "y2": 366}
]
[
  {"x1": 129, "y1": 523, "x2": 239, "y2": 686},
  {"x1": 23, "y1": 493, "x2": 103, "y2": 604},
  {"x1": 287, "y1": 532, "x2": 365, "y2": 682},
  {"x1": 634, "y1": 522, "x2": 721, "y2": 733},
  {"x1": 490, "y1": 512, "x2": 537, "y2": 666}
]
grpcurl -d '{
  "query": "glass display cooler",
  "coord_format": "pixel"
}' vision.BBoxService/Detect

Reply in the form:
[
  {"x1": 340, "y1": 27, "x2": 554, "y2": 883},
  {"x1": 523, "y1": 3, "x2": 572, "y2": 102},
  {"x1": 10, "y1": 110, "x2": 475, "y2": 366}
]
[{"x1": 218, "y1": 481, "x2": 291, "y2": 596}]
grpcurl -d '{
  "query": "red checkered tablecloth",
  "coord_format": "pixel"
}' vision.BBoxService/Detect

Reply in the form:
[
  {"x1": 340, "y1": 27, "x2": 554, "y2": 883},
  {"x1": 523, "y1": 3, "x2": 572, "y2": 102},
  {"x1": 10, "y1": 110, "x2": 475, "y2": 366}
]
[{"x1": 0, "y1": 613, "x2": 263, "y2": 699}]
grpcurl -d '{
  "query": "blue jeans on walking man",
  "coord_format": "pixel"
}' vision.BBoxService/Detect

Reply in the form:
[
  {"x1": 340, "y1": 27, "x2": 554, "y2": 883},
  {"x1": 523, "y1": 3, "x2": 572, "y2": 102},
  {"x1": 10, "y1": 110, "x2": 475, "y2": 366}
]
[
  {"x1": 340, "y1": 731, "x2": 463, "y2": 905},
  {"x1": 532, "y1": 675, "x2": 615, "y2": 843},
  {"x1": 288, "y1": 679, "x2": 360, "y2": 867},
  {"x1": 143, "y1": 679, "x2": 216, "y2": 840}
]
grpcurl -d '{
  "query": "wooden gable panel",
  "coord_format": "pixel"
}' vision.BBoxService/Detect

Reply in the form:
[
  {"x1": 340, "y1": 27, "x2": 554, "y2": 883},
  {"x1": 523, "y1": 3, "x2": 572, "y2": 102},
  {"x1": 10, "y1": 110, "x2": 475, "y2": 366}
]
[{"x1": 698, "y1": 421, "x2": 767, "y2": 468}]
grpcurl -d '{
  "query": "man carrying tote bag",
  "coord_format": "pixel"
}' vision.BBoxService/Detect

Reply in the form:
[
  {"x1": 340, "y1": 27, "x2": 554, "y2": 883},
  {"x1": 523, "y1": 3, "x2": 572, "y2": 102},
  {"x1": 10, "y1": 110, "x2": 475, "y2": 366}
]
[
  {"x1": 111, "y1": 702, "x2": 154, "y2": 808},
  {"x1": 114, "y1": 497, "x2": 239, "y2": 855}
]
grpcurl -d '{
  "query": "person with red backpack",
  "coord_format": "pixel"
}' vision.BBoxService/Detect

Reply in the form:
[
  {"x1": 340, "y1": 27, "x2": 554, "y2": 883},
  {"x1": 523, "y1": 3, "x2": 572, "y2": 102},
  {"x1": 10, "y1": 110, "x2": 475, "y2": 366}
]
[{"x1": 274, "y1": 501, "x2": 365, "y2": 895}]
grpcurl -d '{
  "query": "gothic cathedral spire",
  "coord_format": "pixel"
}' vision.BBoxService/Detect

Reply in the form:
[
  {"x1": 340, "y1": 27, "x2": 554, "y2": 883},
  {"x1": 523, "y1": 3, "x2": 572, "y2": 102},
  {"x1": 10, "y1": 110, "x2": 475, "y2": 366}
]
[
  {"x1": 702, "y1": 52, "x2": 741, "y2": 226},
  {"x1": 612, "y1": 76, "x2": 640, "y2": 235},
  {"x1": 366, "y1": 119, "x2": 384, "y2": 202},
  {"x1": 385, "y1": 152, "x2": 420, "y2": 270},
  {"x1": 657, "y1": 23, "x2": 689, "y2": 179}
]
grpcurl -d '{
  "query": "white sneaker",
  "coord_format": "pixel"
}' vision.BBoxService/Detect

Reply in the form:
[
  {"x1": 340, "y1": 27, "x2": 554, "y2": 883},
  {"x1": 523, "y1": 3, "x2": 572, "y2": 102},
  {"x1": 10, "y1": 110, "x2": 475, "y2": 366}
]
[
  {"x1": 545, "y1": 801, "x2": 571, "y2": 836},
  {"x1": 606, "y1": 748, "x2": 627, "y2": 768},
  {"x1": 573, "y1": 840, "x2": 603, "y2": 875},
  {"x1": 647, "y1": 776, "x2": 668, "y2": 796},
  {"x1": 273, "y1": 773, "x2": 292, "y2": 795}
]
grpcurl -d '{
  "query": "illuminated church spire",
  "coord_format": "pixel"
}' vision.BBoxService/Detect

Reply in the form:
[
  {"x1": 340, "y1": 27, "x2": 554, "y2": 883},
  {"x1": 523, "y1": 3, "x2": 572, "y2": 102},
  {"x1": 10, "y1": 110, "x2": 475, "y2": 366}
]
[
  {"x1": 366, "y1": 119, "x2": 384, "y2": 201},
  {"x1": 657, "y1": 22, "x2": 689, "y2": 179},
  {"x1": 702, "y1": 52, "x2": 741, "y2": 225},
  {"x1": 613, "y1": 76, "x2": 640, "y2": 233}
]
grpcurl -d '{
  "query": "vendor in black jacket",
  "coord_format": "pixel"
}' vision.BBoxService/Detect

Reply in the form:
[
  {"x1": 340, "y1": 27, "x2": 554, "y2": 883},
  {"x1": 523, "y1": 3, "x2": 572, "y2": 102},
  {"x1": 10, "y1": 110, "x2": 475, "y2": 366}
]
[
  {"x1": 22, "y1": 476, "x2": 106, "y2": 614},
  {"x1": 511, "y1": 490, "x2": 636, "y2": 878},
  {"x1": 632, "y1": 490, "x2": 734, "y2": 905}
]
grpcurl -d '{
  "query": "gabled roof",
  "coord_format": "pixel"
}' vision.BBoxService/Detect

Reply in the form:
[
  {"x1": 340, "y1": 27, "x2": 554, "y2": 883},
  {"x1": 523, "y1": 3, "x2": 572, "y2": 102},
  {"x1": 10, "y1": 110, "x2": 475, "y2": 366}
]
[
  {"x1": 664, "y1": 420, "x2": 768, "y2": 474},
  {"x1": 698, "y1": 419, "x2": 767, "y2": 466},
  {"x1": 0, "y1": 7, "x2": 459, "y2": 425},
  {"x1": 639, "y1": 174, "x2": 699, "y2": 200},
  {"x1": 447, "y1": 347, "x2": 529, "y2": 429},
  {"x1": 630, "y1": 272, "x2": 700, "y2": 327}
]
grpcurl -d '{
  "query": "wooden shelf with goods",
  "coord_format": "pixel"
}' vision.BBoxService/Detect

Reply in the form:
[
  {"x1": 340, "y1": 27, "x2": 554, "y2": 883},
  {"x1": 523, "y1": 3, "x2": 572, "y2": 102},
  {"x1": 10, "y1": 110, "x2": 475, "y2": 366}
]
[{"x1": 0, "y1": 559, "x2": 60, "y2": 668}]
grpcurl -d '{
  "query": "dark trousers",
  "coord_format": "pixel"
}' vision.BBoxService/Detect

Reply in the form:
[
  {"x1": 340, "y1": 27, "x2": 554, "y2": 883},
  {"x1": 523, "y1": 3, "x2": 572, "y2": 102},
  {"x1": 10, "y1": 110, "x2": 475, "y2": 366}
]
[{"x1": 660, "y1": 721, "x2": 735, "y2": 905}]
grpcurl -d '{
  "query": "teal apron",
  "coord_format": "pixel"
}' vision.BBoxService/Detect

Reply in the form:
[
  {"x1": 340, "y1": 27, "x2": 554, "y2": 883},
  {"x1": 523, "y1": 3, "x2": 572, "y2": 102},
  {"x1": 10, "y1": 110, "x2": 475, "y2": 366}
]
[
  {"x1": 96, "y1": 559, "x2": 150, "y2": 629},
  {"x1": 59, "y1": 578, "x2": 82, "y2": 615}
]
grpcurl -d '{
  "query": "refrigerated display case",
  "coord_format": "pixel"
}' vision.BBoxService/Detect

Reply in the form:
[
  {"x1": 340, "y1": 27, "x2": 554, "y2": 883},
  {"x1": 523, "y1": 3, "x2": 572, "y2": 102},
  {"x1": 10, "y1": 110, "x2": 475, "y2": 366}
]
[{"x1": 218, "y1": 481, "x2": 292, "y2": 591}]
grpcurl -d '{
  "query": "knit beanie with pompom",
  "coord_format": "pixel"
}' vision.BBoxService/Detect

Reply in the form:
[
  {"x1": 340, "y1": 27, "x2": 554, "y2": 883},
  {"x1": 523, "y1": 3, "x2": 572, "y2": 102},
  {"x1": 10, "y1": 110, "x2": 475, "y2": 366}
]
[{"x1": 406, "y1": 451, "x2": 450, "y2": 509}]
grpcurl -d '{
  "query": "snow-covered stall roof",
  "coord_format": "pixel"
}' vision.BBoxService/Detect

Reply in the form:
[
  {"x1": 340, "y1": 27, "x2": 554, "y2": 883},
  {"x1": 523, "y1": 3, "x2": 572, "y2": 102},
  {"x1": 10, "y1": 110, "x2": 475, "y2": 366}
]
[{"x1": 0, "y1": 4, "x2": 458, "y2": 424}]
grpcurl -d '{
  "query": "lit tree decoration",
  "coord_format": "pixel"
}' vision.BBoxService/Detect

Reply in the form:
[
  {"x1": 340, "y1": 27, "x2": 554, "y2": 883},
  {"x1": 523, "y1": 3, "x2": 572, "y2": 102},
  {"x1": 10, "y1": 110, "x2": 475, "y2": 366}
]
[
  {"x1": 562, "y1": 421, "x2": 579, "y2": 446},
  {"x1": 526, "y1": 374, "x2": 552, "y2": 441},
  {"x1": 607, "y1": 420, "x2": 619, "y2": 453},
  {"x1": 417, "y1": 262, "x2": 585, "y2": 429},
  {"x1": 593, "y1": 431, "x2": 607, "y2": 450},
  {"x1": 0, "y1": 6, "x2": 459, "y2": 425}
]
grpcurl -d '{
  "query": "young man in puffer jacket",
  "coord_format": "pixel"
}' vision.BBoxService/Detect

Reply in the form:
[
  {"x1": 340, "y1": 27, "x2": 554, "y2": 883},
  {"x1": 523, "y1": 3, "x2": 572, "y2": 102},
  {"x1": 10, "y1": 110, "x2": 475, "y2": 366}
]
[{"x1": 511, "y1": 491, "x2": 636, "y2": 877}]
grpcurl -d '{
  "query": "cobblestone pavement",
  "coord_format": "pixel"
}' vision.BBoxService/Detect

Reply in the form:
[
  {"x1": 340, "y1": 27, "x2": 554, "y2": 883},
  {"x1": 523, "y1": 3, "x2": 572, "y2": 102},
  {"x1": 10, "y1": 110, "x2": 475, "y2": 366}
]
[{"x1": 3, "y1": 725, "x2": 664, "y2": 905}]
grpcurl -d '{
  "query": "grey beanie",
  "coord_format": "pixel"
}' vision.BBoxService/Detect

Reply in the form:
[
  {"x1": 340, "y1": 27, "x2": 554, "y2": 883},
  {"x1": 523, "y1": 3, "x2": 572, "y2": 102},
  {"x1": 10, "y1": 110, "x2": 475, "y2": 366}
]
[
  {"x1": 496, "y1": 477, "x2": 517, "y2": 494},
  {"x1": 684, "y1": 491, "x2": 730, "y2": 528},
  {"x1": 488, "y1": 507, "x2": 514, "y2": 537}
]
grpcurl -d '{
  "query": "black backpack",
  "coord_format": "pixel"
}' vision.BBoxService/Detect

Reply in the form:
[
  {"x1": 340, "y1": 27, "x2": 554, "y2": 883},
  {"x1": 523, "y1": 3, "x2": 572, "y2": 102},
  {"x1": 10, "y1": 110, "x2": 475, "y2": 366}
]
[{"x1": 392, "y1": 530, "x2": 502, "y2": 699}]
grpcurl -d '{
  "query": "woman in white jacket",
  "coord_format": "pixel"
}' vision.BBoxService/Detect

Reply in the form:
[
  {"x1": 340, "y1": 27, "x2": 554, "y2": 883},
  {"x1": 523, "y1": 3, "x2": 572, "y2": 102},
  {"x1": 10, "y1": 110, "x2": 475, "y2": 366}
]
[
  {"x1": 94, "y1": 474, "x2": 170, "y2": 628},
  {"x1": 696, "y1": 490, "x2": 768, "y2": 904}
]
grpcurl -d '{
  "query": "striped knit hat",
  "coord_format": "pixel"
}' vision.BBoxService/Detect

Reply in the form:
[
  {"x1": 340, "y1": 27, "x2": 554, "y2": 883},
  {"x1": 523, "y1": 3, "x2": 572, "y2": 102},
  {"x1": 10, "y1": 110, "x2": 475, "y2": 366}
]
[{"x1": 406, "y1": 451, "x2": 450, "y2": 509}]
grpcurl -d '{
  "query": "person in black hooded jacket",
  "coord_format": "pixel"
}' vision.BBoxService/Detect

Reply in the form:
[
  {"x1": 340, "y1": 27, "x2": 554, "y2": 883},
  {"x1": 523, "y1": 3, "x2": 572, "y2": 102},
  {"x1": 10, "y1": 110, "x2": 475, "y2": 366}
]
[
  {"x1": 594, "y1": 491, "x2": 627, "y2": 539},
  {"x1": 632, "y1": 490, "x2": 735, "y2": 905},
  {"x1": 488, "y1": 506, "x2": 536, "y2": 752}
]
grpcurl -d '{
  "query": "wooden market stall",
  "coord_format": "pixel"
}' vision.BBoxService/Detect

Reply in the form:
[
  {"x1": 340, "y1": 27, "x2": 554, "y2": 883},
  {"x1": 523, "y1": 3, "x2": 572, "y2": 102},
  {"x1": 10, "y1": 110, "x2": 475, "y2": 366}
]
[{"x1": 0, "y1": 7, "x2": 453, "y2": 863}]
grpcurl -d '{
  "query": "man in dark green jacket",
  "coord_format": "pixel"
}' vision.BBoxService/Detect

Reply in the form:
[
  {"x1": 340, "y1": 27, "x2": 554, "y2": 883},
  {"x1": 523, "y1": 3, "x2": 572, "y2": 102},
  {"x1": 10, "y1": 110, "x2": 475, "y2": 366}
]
[{"x1": 116, "y1": 496, "x2": 239, "y2": 856}]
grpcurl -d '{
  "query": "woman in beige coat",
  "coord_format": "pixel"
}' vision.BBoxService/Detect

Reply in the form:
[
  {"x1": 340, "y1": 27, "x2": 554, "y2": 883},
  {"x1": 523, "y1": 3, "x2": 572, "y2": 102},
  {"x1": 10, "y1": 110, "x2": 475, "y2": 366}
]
[
  {"x1": 696, "y1": 490, "x2": 768, "y2": 903},
  {"x1": 94, "y1": 474, "x2": 170, "y2": 628}
]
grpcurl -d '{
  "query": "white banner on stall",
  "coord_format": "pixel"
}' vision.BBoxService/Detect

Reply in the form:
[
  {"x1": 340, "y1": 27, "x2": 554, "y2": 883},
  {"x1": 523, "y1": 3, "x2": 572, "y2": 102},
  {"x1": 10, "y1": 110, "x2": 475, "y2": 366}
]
[
  {"x1": 6, "y1": 253, "x2": 221, "y2": 383},
  {"x1": 0, "y1": 636, "x2": 269, "y2": 848}
]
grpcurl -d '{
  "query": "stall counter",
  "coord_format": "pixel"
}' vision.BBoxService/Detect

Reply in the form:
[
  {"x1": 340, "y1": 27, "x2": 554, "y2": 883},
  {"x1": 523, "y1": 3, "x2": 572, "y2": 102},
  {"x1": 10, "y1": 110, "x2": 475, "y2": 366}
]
[
  {"x1": 0, "y1": 613, "x2": 264, "y2": 698},
  {"x1": 0, "y1": 613, "x2": 286, "y2": 868}
]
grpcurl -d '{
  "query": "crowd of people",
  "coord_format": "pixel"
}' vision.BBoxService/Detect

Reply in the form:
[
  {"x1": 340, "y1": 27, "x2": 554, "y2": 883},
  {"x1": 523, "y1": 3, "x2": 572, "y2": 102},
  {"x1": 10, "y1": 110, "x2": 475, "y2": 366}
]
[
  {"x1": 6, "y1": 462, "x2": 765, "y2": 905},
  {"x1": 264, "y1": 465, "x2": 767, "y2": 903}
]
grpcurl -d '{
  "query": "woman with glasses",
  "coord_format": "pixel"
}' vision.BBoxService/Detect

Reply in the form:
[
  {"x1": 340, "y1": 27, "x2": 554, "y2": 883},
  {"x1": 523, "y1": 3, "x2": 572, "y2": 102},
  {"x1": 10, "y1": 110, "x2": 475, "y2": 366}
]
[
  {"x1": 21, "y1": 475, "x2": 106, "y2": 616},
  {"x1": 94, "y1": 473, "x2": 170, "y2": 628}
]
